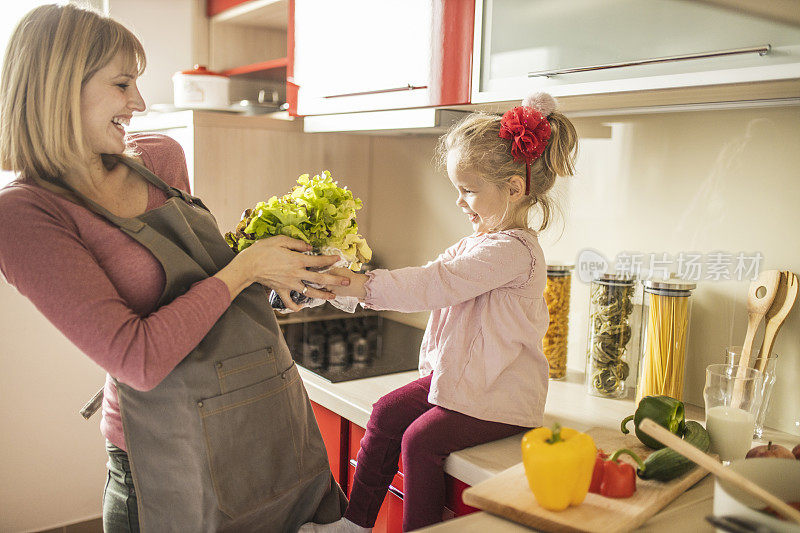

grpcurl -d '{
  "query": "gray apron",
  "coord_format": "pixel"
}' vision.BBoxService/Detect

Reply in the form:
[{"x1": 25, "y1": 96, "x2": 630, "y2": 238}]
[{"x1": 61, "y1": 156, "x2": 345, "y2": 532}]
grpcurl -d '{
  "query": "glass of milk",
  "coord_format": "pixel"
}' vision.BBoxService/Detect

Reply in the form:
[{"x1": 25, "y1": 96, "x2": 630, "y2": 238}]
[
  {"x1": 724, "y1": 346, "x2": 778, "y2": 439},
  {"x1": 703, "y1": 364, "x2": 764, "y2": 462}
]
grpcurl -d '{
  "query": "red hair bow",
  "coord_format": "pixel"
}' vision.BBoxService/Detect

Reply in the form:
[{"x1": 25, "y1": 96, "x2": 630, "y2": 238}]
[{"x1": 499, "y1": 107, "x2": 552, "y2": 195}]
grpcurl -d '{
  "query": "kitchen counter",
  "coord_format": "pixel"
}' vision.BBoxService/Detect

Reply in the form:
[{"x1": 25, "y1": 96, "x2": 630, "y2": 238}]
[{"x1": 298, "y1": 366, "x2": 797, "y2": 532}]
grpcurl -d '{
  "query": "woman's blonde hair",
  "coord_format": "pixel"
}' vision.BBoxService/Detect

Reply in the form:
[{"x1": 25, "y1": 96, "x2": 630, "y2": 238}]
[
  {"x1": 437, "y1": 107, "x2": 578, "y2": 233},
  {"x1": 0, "y1": 3, "x2": 146, "y2": 180}
]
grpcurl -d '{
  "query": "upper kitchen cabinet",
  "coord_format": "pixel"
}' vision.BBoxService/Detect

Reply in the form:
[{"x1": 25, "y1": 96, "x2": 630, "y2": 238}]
[
  {"x1": 293, "y1": 0, "x2": 474, "y2": 116},
  {"x1": 472, "y1": 0, "x2": 800, "y2": 110}
]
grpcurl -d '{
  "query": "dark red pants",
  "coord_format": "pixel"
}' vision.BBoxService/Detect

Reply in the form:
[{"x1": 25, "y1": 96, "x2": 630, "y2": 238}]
[{"x1": 344, "y1": 374, "x2": 527, "y2": 531}]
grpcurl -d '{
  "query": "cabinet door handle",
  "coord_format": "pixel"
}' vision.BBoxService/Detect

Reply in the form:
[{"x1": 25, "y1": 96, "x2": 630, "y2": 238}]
[
  {"x1": 527, "y1": 45, "x2": 771, "y2": 78},
  {"x1": 388, "y1": 485, "x2": 404, "y2": 500},
  {"x1": 349, "y1": 459, "x2": 358, "y2": 468},
  {"x1": 323, "y1": 84, "x2": 428, "y2": 99}
]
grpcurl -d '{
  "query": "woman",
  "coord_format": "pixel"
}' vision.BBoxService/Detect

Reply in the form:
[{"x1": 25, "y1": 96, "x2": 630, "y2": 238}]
[{"x1": 0, "y1": 4, "x2": 348, "y2": 531}]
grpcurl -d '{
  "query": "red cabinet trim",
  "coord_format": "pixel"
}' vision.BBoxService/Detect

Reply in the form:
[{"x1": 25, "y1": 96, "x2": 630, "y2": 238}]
[
  {"x1": 286, "y1": 0, "x2": 298, "y2": 115},
  {"x1": 207, "y1": 0, "x2": 250, "y2": 17},
  {"x1": 311, "y1": 401, "x2": 349, "y2": 486},
  {"x1": 430, "y1": 0, "x2": 474, "y2": 106},
  {"x1": 221, "y1": 57, "x2": 288, "y2": 79}
]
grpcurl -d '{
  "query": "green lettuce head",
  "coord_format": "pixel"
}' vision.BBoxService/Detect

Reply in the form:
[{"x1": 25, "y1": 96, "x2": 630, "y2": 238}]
[{"x1": 224, "y1": 171, "x2": 372, "y2": 271}]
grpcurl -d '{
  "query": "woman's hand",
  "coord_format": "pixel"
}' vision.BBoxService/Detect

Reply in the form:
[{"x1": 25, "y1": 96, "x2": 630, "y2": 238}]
[
  {"x1": 324, "y1": 267, "x2": 368, "y2": 300},
  {"x1": 214, "y1": 236, "x2": 350, "y2": 309}
]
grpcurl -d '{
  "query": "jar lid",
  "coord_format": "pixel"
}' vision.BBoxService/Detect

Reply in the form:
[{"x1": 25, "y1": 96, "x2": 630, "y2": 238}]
[
  {"x1": 643, "y1": 279, "x2": 697, "y2": 292},
  {"x1": 547, "y1": 264, "x2": 574, "y2": 274},
  {"x1": 177, "y1": 65, "x2": 228, "y2": 77},
  {"x1": 593, "y1": 272, "x2": 635, "y2": 286}
]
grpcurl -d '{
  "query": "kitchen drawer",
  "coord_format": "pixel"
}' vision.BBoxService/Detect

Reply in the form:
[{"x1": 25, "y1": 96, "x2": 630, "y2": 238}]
[
  {"x1": 347, "y1": 462, "x2": 404, "y2": 532},
  {"x1": 311, "y1": 401, "x2": 348, "y2": 485},
  {"x1": 446, "y1": 476, "x2": 478, "y2": 517}
]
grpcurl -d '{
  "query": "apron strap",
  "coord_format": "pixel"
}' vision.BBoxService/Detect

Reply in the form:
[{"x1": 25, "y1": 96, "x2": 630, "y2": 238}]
[
  {"x1": 112, "y1": 155, "x2": 212, "y2": 213},
  {"x1": 35, "y1": 154, "x2": 210, "y2": 231}
]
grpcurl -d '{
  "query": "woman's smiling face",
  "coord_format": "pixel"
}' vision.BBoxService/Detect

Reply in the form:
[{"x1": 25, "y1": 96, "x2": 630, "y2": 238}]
[
  {"x1": 447, "y1": 149, "x2": 509, "y2": 234},
  {"x1": 80, "y1": 52, "x2": 145, "y2": 157}
]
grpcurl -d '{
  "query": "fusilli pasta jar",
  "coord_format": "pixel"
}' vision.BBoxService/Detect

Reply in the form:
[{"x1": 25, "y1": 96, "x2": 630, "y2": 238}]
[
  {"x1": 635, "y1": 279, "x2": 696, "y2": 404},
  {"x1": 543, "y1": 265, "x2": 573, "y2": 380},
  {"x1": 586, "y1": 274, "x2": 636, "y2": 398}
]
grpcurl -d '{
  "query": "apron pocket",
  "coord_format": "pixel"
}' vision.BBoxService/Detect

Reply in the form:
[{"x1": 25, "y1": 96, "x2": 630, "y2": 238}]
[
  {"x1": 215, "y1": 346, "x2": 278, "y2": 393},
  {"x1": 197, "y1": 362, "x2": 329, "y2": 518}
]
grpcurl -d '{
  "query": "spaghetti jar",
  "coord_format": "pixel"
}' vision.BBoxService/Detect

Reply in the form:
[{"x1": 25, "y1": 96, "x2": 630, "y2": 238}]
[
  {"x1": 636, "y1": 279, "x2": 696, "y2": 404},
  {"x1": 543, "y1": 265, "x2": 573, "y2": 379},
  {"x1": 586, "y1": 274, "x2": 636, "y2": 398}
]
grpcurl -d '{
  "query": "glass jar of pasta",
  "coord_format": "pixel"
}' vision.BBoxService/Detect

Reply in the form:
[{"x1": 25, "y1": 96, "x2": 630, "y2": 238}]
[
  {"x1": 635, "y1": 279, "x2": 696, "y2": 404},
  {"x1": 586, "y1": 274, "x2": 636, "y2": 398},
  {"x1": 543, "y1": 265, "x2": 573, "y2": 380}
]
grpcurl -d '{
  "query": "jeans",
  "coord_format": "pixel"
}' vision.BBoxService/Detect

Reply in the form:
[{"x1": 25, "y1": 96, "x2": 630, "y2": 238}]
[{"x1": 103, "y1": 441, "x2": 140, "y2": 532}]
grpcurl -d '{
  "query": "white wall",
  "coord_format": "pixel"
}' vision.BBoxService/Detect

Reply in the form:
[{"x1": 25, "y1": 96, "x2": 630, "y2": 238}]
[
  {"x1": 367, "y1": 105, "x2": 800, "y2": 437},
  {"x1": 0, "y1": 286, "x2": 109, "y2": 531},
  {"x1": 108, "y1": 0, "x2": 197, "y2": 107}
]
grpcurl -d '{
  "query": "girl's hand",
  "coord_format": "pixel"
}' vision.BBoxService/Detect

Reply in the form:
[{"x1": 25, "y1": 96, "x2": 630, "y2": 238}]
[
  {"x1": 214, "y1": 236, "x2": 350, "y2": 307},
  {"x1": 324, "y1": 267, "x2": 368, "y2": 300}
]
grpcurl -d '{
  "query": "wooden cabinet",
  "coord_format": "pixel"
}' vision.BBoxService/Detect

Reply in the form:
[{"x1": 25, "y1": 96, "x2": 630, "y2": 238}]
[
  {"x1": 127, "y1": 110, "x2": 372, "y2": 236},
  {"x1": 472, "y1": 0, "x2": 800, "y2": 109},
  {"x1": 205, "y1": 0, "x2": 293, "y2": 110},
  {"x1": 293, "y1": 0, "x2": 474, "y2": 115}
]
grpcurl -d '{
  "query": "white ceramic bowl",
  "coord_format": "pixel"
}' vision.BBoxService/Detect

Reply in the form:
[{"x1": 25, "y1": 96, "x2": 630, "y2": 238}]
[
  {"x1": 713, "y1": 458, "x2": 800, "y2": 533},
  {"x1": 172, "y1": 66, "x2": 230, "y2": 109}
]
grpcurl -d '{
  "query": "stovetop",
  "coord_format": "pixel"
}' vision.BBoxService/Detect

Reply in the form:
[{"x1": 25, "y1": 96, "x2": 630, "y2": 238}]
[{"x1": 282, "y1": 314, "x2": 424, "y2": 383}]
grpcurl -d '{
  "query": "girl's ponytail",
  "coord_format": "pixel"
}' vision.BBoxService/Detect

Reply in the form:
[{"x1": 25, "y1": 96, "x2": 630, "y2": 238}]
[{"x1": 541, "y1": 111, "x2": 578, "y2": 181}]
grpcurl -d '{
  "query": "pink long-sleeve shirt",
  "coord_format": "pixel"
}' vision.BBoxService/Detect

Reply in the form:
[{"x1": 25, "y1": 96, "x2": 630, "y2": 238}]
[
  {"x1": 0, "y1": 134, "x2": 231, "y2": 451},
  {"x1": 364, "y1": 229, "x2": 550, "y2": 428}
]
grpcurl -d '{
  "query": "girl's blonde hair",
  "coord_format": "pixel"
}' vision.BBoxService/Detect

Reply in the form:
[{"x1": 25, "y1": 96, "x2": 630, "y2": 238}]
[
  {"x1": 0, "y1": 3, "x2": 146, "y2": 181},
  {"x1": 437, "y1": 106, "x2": 577, "y2": 232}
]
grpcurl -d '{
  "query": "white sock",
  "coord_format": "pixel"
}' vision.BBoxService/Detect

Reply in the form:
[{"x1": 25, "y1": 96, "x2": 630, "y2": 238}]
[{"x1": 297, "y1": 517, "x2": 371, "y2": 533}]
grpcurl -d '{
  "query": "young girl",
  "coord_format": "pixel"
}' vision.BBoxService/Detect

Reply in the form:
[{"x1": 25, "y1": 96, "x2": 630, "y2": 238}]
[{"x1": 301, "y1": 92, "x2": 578, "y2": 532}]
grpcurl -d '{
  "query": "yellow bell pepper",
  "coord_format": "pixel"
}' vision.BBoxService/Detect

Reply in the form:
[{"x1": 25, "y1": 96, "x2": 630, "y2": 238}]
[{"x1": 521, "y1": 423, "x2": 597, "y2": 511}]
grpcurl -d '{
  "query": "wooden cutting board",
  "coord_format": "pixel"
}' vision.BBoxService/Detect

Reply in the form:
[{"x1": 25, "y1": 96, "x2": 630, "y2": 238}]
[{"x1": 462, "y1": 427, "x2": 710, "y2": 533}]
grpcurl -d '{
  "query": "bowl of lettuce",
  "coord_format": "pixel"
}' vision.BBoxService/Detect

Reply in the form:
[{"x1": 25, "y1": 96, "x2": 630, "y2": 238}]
[{"x1": 224, "y1": 171, "x2": 371, "y2": 271}]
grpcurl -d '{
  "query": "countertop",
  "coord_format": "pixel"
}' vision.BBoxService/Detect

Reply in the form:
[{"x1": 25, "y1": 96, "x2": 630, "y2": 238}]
[{"x1": 297, "y1": 366, "x2": 797, "y2": 532}]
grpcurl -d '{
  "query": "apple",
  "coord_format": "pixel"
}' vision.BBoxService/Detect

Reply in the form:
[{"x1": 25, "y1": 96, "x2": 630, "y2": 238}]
[{"x1": 746, "y1": 441, "x2": 795, "y2": 459}]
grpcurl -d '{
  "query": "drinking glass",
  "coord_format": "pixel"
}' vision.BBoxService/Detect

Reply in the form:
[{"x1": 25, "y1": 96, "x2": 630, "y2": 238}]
[
  {"x1": 703, "y1": 364, "x2": 764, "y2": 462},
  {"x1": 724, "y1": 346, "x2": 778, "y2": 439}
]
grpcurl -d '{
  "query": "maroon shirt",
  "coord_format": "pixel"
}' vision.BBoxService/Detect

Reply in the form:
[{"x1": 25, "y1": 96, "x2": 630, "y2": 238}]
[{"x1": 0, "y1": 134, "x2": 231, "y2": 450}]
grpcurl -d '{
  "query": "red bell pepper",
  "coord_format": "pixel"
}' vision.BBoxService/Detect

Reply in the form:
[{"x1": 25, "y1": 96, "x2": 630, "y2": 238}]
[
  {"x1": 589, "y1": 449, "x2": 608, "y2": 493},
  {"x1": 588, "y1": 448, "x2": 646, "y2": 498}
]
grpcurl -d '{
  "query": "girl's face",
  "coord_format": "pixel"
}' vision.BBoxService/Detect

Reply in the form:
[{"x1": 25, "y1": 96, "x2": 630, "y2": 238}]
[
  {"x1": 447, "y1": 150, "x2": 509, "y2": 234},
  {"x1": 80, "y1": 52, "x2": 145, "y2": 157}
]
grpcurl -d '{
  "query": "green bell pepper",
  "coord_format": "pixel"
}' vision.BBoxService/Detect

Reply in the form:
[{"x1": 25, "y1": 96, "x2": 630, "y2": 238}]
[{"x1": 621, "y1": 395, "x2": 686, "y2": 450}]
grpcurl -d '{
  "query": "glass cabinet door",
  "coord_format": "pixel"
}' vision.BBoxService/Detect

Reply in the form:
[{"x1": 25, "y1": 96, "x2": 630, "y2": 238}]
[{"x1": 473, "y1": 0, "x2": 800, "y2": 102}]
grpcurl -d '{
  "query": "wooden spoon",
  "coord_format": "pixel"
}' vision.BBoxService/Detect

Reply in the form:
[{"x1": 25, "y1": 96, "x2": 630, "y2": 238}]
[
  {"x1": 737, "y1": 270, "x2": 781, "y2": 377},
  {"x1": 639, "y1": 418, "x2": 800, "y2": 525},
  {"x1": 756, "y1": 271, "x2": 798, "y2": 373}
]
